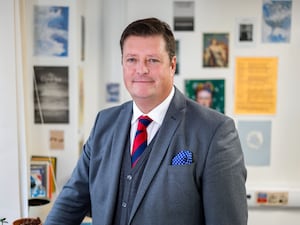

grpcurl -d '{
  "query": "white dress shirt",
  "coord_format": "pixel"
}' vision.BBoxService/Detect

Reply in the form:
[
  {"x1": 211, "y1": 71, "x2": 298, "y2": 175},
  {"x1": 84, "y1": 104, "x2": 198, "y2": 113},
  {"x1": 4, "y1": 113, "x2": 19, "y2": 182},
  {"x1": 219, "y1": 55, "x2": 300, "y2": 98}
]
[{"x1": 130, "y1": 87, "x2": 175, "y2": 153}]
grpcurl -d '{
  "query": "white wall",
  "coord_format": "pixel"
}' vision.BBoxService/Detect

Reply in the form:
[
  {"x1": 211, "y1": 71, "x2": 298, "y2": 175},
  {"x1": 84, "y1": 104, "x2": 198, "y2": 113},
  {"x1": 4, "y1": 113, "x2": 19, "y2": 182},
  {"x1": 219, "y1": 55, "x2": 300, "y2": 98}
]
[
  {"x1": 1, "y1": 0, "x2": 299, "y2": 224},
  {"x1": 21, "y1": 0, "x2": 80, "y2": 195},
  {"x1": 95, "y1": 0, "x2": 300, "y2": 224},
  {"x1": 0, "y1": 0, "x2": 27, "y2": 221}
]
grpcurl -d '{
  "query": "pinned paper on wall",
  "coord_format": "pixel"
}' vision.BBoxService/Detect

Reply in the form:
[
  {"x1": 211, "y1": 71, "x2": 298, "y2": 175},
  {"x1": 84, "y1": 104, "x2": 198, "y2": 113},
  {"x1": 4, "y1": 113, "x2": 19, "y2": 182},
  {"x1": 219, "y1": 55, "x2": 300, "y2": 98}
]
[
  {"x1": 50, "y1": 130, "x2": 64, "y2": 150},
  {"x1": 237, "y1": 120, "x2": 271, "y2": 166},
  {"x1": 234, "y1": 57, "x2": 278, "y2": 115}
]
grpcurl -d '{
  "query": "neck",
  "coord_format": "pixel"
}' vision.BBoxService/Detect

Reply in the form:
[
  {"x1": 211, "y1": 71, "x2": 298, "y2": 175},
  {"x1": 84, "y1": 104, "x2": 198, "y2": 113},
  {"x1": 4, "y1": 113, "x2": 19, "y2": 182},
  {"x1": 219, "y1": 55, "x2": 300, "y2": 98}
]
[
  {"x1": 133, "y1": 86, "x2": 174, "y2": 114},
  {"x1": 134, "y1": 100, "x2": 159, "y2": 114}
]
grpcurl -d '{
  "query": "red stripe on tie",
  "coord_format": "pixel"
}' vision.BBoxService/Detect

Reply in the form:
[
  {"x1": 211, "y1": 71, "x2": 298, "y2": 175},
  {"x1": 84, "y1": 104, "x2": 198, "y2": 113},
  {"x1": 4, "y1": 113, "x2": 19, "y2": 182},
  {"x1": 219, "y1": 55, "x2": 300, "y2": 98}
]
[{"x1": 131, "y1": 116, "x2": 152, "y2": 168}]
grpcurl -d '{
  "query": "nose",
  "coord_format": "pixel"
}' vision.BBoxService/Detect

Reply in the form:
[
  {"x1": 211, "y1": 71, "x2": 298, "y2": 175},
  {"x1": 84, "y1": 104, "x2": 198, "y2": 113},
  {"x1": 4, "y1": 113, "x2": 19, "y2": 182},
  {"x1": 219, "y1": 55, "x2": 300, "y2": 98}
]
[{"x1": 136, "y1": 60, "x2": 149, "y2": 75}]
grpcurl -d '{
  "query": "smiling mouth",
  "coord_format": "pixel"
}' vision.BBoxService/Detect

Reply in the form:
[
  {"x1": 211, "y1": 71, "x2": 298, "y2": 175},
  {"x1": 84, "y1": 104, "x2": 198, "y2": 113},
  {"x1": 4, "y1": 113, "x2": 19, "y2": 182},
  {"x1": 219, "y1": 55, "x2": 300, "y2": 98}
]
[{"x1": 133, "y1": 80, "x2": 153, "y2": 83}]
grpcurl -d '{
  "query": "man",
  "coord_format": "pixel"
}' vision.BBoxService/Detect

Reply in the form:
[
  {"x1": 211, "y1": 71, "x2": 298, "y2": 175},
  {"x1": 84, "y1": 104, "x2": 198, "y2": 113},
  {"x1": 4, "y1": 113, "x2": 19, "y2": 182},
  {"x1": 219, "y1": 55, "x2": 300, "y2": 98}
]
[{"x1": 44, "y1": 17, "x2": 247, "y2": 225}]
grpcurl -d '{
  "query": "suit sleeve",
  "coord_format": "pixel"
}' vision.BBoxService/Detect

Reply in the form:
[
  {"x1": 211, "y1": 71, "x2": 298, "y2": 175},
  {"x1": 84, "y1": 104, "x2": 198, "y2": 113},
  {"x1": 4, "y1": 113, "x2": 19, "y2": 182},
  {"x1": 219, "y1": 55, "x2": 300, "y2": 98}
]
[
  {"x1": 202, "y1": 118, "x2": 248, "y2": 225},
  {"x1": 44, "y1": 114, "x2": 100, "y2": 225}
]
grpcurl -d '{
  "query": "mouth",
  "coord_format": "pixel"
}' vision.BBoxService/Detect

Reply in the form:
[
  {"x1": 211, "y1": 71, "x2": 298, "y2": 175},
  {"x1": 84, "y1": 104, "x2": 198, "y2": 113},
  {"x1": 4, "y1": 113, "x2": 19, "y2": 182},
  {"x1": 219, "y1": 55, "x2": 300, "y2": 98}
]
[{"x1": 133, "y1": 80, "x2": 154, "y2": 83}]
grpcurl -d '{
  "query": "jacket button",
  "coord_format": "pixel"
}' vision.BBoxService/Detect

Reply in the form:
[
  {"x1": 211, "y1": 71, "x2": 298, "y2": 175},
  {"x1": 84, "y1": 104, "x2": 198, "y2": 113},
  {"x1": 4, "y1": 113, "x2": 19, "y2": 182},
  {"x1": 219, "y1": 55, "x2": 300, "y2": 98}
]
[{"x1": 122, "y1": 202, "x2": 127, "y2": 208}]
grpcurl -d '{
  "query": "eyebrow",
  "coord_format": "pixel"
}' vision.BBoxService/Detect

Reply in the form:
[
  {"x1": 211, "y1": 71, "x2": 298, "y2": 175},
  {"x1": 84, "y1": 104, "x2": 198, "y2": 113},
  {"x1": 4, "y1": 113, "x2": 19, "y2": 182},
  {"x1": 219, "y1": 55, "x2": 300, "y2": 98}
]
[{"x1": 124, "y1": 53, "x2": 160, "y2": 58}]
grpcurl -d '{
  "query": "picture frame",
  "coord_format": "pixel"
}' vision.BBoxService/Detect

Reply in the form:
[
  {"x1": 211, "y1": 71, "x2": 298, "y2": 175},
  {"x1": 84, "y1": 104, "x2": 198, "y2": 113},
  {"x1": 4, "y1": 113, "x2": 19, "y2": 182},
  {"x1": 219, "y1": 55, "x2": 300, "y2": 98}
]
[
  {"x1": 30, "y1": 161, "x2": 50, "y2": 198},
  {"x1": 173, "y1": 1, "x2": 195, "y2": 31},
  {"x1": 185, "y1": 79, "x2": 225, "y2": 114},
  {"x1": 33, "y1": 66, "x2": 69, "y2": 124},
  {"x1": 34, "y1": 5, "x2": 69, "y2": 57},
  {"x1": 31, "y1": 155, "x2": 57, "y2": 194},
  {"x1": 235, "y1": 17, "x2": 257, "y2": 47},
  {"x1": 203, "y1": 33, "x2": 229, "y2": 68}
]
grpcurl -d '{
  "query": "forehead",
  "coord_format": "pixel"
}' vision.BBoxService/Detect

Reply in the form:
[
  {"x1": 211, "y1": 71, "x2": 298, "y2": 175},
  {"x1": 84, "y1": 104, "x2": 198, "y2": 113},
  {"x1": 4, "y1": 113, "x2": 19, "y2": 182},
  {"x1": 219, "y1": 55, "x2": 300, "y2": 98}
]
[
  {"x1": 123, "y1": 35, "x2": 166, "y2": 53},
  {"x1": 197, "y1": 90, "x2": 212, "y2": 96}
]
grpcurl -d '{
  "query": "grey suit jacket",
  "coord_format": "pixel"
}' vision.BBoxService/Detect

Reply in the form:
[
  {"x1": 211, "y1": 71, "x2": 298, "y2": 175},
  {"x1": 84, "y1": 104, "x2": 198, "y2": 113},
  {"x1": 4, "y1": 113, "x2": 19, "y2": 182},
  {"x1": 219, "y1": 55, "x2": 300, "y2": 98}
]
[{"x1": 44, "y1": 87, "x2": 247, "y2": 225}]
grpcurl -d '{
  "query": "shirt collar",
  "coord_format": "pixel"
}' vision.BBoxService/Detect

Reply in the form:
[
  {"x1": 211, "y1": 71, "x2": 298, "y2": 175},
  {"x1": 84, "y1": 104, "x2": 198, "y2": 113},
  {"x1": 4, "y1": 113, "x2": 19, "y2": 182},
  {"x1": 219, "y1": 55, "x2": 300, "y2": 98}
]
[{"x1": 132, "y1": 86, "x2": 175, "y2": 125}]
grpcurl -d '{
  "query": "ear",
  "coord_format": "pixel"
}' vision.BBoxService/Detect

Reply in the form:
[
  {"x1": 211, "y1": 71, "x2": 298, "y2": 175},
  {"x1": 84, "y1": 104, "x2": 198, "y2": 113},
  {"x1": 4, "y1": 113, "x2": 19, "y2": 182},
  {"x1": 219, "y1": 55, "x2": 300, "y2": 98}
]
[{"x1": 170, "y1": 56, "x2": 177, "y2": 73}]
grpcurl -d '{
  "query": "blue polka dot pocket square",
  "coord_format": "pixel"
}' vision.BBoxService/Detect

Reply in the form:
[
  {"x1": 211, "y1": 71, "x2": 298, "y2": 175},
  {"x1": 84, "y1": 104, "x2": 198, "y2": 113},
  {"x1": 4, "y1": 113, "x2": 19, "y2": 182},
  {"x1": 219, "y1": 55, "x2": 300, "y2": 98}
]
[{"x1": 171, "y1": 150, "x2": 193, "y2": 165}]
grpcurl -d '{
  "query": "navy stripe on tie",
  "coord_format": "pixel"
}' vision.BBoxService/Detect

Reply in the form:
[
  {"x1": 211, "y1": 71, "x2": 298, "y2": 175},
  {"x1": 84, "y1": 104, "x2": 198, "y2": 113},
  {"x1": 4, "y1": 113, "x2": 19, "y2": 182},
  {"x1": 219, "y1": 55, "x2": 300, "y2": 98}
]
[{"x1": 131, "y1": 116, "x2": 152, "y2": 167}]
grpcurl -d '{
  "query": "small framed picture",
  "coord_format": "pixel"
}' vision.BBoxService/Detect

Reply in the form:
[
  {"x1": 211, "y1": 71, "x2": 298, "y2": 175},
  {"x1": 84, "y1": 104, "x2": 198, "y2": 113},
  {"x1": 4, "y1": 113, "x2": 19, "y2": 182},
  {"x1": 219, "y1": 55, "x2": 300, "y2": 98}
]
[
  {"x1": 185, "y1": 79, "x2": 225, "y2": 114},
  {"x1": 31, "y1": 155, "x2": 57, "y2": 194},
  {"x1": 235, "y1": 17, "x2": 257, "y2": 47},
  {"x1": 30, "y1": 161, "x2": 50, "y2": 198},
  {"x1": 203, "y1": 33, "x2": 229, "y2": 68},
  {"x1": 33, "y1": 66, "x2": 69, "y2": 124},
  {"x1": 106, "y1": 83, "x2": 120, "y2": 102}
]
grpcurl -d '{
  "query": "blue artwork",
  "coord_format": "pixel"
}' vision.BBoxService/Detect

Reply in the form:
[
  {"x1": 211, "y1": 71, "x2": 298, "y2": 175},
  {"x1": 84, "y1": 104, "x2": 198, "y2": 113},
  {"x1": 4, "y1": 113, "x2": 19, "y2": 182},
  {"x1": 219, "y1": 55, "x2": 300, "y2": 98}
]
[
  {"x1": 34, "y1": 6, "x2": 69, "y2": 56},
  {"x1": 262, "y1": 0, "x2": 292, "y2": 43},
  {"x1": 237, "y1": 121, "x2": 271, "y2": 166},
  {"x1": 106, "y1": 83, "x2": 120, "y2": 102}
]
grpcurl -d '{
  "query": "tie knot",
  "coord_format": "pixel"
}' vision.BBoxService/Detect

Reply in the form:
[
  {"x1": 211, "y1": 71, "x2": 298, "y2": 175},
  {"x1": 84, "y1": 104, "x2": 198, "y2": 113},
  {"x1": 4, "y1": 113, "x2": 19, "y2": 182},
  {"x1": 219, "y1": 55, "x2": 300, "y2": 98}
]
[{"x1": 138, "y1": 115, "x2": 152, "y2": 127}]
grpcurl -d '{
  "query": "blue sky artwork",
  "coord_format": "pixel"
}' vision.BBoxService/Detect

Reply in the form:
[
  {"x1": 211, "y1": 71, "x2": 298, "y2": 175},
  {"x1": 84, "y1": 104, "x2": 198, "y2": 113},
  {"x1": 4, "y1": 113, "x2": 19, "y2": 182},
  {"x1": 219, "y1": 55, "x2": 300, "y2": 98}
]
[
  {"x1": 34, "y1": 6, "x2": 69, "y2": 57},
  {"x1": 262, "y1": 0, "x2": 292, "y2": 43}
]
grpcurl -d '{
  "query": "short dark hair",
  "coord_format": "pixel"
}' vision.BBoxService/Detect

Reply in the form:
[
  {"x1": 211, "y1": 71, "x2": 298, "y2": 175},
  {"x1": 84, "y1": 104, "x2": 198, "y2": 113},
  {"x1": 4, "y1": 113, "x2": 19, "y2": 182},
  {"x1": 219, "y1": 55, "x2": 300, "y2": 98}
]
[{"x1": 120, "y1": 17, "x2": 176, "y2": 61}]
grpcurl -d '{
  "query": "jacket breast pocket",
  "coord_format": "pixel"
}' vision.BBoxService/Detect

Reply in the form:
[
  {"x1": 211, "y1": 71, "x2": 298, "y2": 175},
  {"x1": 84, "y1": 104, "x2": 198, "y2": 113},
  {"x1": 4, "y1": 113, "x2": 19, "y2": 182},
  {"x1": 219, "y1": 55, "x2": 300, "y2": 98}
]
[{"x1": 167, "y1": 163, "x2": 199, "y2": 197}]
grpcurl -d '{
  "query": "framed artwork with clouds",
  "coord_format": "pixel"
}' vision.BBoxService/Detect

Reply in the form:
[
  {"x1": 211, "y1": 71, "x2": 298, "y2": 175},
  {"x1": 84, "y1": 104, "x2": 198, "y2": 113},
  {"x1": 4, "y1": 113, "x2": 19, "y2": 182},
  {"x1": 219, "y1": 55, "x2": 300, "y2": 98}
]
[{"x1": 34, "y1": 5, "x2": 69, "y2": 57}]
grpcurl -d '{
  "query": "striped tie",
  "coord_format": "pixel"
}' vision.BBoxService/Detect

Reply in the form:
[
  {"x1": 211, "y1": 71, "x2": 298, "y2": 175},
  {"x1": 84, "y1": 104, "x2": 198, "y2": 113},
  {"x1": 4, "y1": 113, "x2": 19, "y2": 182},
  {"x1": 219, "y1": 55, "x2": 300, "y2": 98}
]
[{"x1": 131, "y1": 116, "x2": 152, "y2": 168}]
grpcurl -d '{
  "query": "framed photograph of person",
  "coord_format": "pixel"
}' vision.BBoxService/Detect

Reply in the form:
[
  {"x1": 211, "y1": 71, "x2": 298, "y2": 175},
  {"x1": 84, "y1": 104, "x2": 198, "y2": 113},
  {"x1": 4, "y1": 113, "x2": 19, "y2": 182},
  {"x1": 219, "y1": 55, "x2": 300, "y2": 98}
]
[
  {"x1": 203, "y1": 33, "x2": 229, "y2": 68},
  {"x1": 235, "y1": 17, "x2": 257, "y2": 47},
  {"x1": 185, "y1": 79, "x2": 225, "y2": 114}
]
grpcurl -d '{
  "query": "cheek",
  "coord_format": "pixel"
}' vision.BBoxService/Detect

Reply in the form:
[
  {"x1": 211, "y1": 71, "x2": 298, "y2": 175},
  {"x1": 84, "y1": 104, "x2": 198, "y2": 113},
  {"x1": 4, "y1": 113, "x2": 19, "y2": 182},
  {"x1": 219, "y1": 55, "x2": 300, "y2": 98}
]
[
  {"x1": 123, "y1": 67, "x2": 132, "y2": 78},
  {"x1": 122, "y1": 71, "x2": 131, "y2": 87}
]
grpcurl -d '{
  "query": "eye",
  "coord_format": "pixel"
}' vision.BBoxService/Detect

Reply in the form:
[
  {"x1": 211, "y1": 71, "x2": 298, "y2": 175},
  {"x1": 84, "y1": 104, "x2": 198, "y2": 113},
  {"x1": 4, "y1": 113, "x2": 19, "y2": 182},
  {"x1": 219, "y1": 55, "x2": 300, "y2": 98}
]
[
  {"x1": 147, "y1": 58, "x2": 159, "y2": 64},
  {"x1": 126, "y1": 57, "x2": 137, "y2": 63}
]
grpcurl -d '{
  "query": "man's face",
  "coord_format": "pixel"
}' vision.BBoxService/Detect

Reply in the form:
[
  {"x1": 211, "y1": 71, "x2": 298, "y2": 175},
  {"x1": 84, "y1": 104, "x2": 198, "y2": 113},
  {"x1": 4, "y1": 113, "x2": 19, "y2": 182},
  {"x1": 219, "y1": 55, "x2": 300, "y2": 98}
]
[{"x1": 122, "y1": 35, "x2": 176, "y2": 111}]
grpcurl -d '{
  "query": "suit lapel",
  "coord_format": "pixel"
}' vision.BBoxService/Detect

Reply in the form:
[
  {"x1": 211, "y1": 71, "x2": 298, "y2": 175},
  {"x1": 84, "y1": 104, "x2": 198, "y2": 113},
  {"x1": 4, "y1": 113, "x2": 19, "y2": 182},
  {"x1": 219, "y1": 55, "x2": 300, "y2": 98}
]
[
  {"x1": 129, "y1": 88, "x2": 186, "y2": 223},
  {"x1": 111, "y1": 102, "x2": 132, "y2": 161}
]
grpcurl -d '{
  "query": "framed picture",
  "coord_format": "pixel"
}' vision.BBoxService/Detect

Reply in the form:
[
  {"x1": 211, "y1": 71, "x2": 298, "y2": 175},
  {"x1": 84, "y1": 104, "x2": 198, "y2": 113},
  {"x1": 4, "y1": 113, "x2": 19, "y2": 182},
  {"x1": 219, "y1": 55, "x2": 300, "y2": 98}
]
[
  {"x1": 203, "y1": 33, "x2": 229, "y2": 68},
  {"x1": 106, "y1": 83, "x2": 120, "y2": 103},
  {"x1": 34, "y1": 5, "x2": 69, "y2": 57},
  {"x1": 30, "y1": 161, "x2": 50, "y2": 198},
  {"x1": 33, "y1": 66, "x2": 69, "y2": 124},
  {"x1": 262, "y1": 0, "x2": 292, "y2": 43},
  {"x1": 31, "y1": 156, "x2": 57, "y2": 194},
  {"x1": 173, "y1": 1, "x2": 195, "y2": 31},
  {"x1": 235, "y1": 17, "x2": 257, "y2": 47},
  {"x1": 237, "y1": 120, "x2": 271, "y2": 166},
  {"x1": 185, "y1": 79, "x2": 225, "y2": 113}
]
